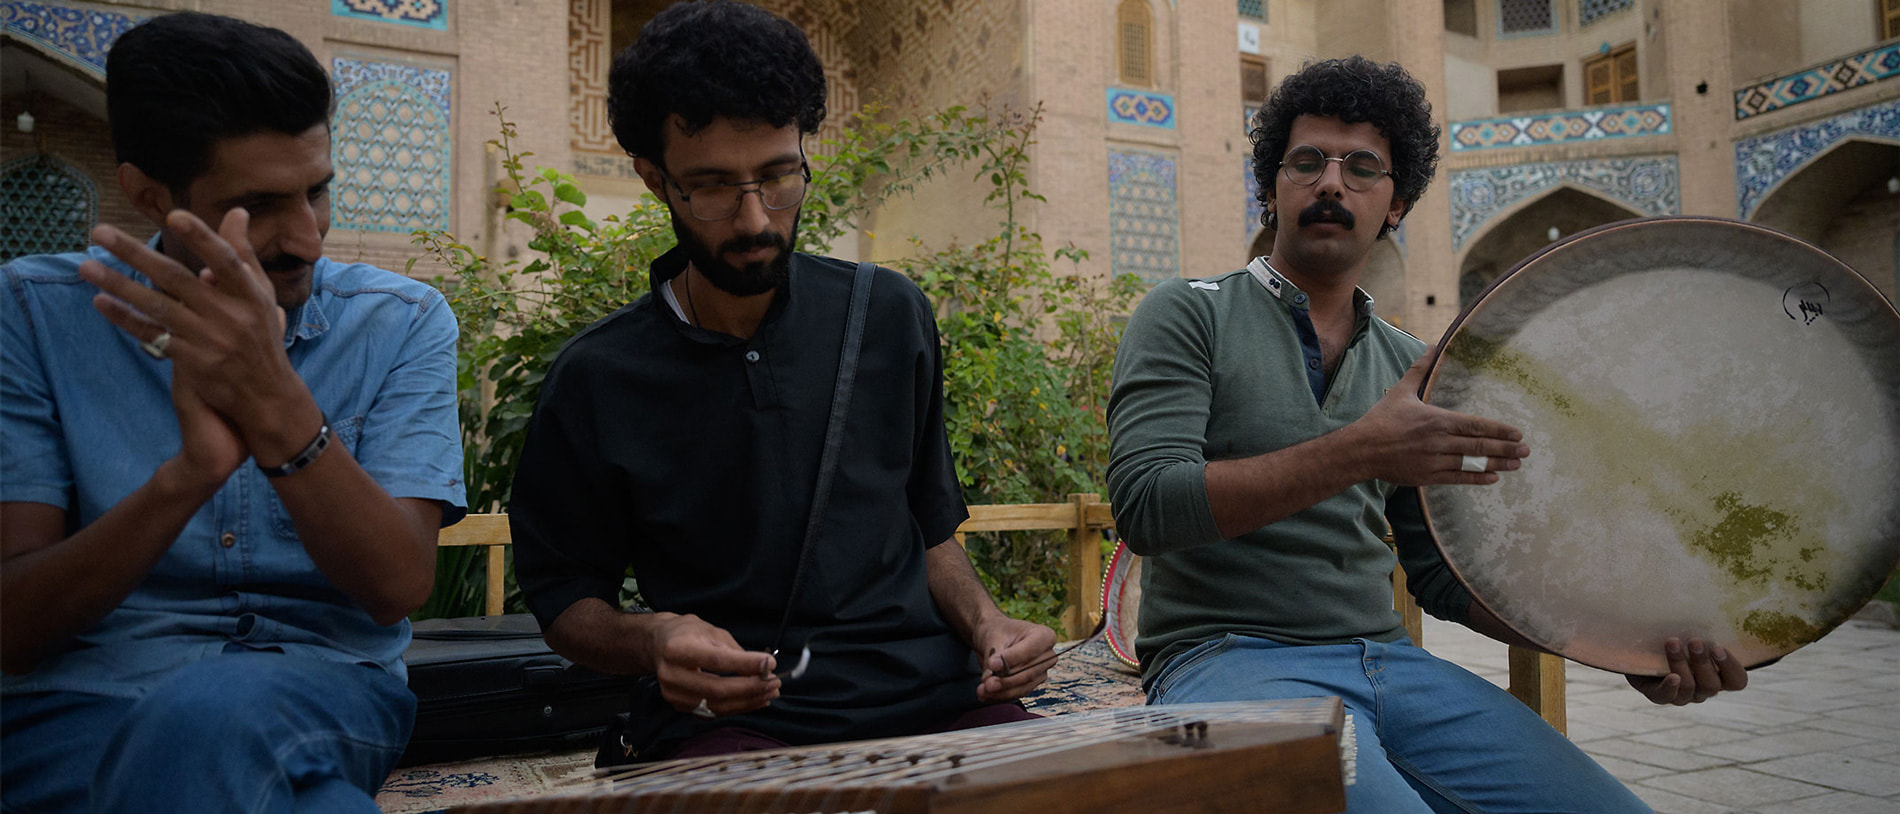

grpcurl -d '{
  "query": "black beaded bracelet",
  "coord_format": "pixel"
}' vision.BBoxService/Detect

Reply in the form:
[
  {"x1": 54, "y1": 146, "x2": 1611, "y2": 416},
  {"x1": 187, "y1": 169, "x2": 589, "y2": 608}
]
[{"x1": 259, "y1": 413, "x2": 331, "y2": 478}]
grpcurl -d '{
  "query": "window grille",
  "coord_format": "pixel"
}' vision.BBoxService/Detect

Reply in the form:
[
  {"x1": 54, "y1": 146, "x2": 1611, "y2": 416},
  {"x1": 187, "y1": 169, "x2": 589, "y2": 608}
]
[
  {"x1": 1499, "y1": 0, "x2": 1556, "y2": 35},
  {"x1": 1238, "y1": 0, "x2": 1265, "y2": 21},
  {"x1": 1118, "y1": 1, "x2": 1152, "y2": 87},
  {"x1": 1241, "y1": 56, "x2": 1270, "y2": 105},
  {"x1": 1578, "y1": 0, "x2": 1632, "y2": 27},
  {"x1": 1, "y1": 156, "x2": 97, "y2": 263}
]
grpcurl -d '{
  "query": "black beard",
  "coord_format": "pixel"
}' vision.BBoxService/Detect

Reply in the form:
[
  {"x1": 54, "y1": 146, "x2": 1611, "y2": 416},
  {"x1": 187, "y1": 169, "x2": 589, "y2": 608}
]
[
  {"x1": 1297, "y1": 199, "x2": 1356, "y2": 230},
  {"x1": 672, "y1": 209, "x2": 800, "y2": 297}
]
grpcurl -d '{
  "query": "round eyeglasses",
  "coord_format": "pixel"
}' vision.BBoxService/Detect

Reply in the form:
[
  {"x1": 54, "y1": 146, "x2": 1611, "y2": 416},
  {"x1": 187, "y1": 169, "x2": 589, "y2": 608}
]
[
  {"x1": 659, "y1": 163, "x2": 811, "y2": 221},
  {"x1": 1278, "y1": 146, "x2": 1392, "y2": 192}
]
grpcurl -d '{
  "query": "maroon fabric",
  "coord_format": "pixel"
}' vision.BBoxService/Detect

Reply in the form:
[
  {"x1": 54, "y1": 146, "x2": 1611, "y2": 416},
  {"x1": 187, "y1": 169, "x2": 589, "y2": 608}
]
[
  {"x1": 665, "y1": 703, "x2": 1041, "y2": 760},
  {"x1": 921, "y1": 701, "x2": 1041, "y2": 734},
  {"x1": 666, "y1": 726, "x2": 791, "y2": 760}
]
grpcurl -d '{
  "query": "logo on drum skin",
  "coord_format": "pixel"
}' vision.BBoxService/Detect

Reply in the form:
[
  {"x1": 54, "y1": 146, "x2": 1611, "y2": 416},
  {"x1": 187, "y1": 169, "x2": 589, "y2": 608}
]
[{"x1": 1782, "y1": 281, "x2": 1830, "y2": 325}]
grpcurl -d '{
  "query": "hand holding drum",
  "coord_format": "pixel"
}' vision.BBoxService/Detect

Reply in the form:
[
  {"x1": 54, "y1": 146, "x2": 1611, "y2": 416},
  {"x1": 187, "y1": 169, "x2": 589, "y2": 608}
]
[{"x1": 1418, "y1": 217, "x2": 1900, "y2": 684}]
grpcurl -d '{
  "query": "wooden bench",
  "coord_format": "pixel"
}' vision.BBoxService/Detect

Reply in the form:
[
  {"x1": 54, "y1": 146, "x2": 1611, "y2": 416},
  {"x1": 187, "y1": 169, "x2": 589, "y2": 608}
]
[{"x1": 437, "y1": 494, "x2": 1566, "y2": 733}]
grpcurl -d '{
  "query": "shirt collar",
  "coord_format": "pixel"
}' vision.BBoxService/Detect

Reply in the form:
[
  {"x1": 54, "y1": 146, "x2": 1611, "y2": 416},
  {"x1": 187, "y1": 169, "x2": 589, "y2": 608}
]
[
  {"x1": 288, "y1": 262, "x2": 328, "y2": 346},
  {"x1": 1247, "y1": 256, "x2": 1376, "y2": 318}
]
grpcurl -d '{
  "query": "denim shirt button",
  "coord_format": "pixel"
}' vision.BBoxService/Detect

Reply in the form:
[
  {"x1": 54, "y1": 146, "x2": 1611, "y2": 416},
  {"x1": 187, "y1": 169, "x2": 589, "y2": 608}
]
[
  {"x1": 219, "y1": 532, "x2": 236, "y2": 548},
  {"x1": 745, "y1": 350, "x2": 761, "y2": 363}
]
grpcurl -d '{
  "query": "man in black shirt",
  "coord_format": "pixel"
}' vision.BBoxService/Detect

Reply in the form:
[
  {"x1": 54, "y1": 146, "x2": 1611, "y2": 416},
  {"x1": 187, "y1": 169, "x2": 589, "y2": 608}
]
[{"x1": 510, "y1": 0, "x2": 1056, "y2": 761}]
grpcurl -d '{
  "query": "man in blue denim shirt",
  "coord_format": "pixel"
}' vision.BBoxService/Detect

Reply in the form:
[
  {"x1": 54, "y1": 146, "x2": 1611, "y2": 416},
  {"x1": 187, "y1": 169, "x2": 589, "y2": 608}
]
[{"x1": 0, "y1": 13, "x2": 464, "y2": 813}]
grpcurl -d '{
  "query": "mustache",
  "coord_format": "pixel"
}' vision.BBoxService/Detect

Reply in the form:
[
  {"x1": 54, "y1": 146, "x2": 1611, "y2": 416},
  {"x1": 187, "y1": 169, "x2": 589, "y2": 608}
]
[
  {"x1": 258, "y1": 253, "x2": 313, "y2": 273},
  {"x1": 718, "y1": 230, "x2": 789, "y2": 256},
  {"x1": 1297, "y1": 200, "x2": 1355, "y2": 229}
]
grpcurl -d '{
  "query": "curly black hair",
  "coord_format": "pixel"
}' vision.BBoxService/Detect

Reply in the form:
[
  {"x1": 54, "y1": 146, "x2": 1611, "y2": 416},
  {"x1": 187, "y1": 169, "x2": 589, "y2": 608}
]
[
  {"x1": 107, "y1": 12, "x2": 331, "y2": 195},
  {"x1": 608, "y1": 0, "x2": 827, "y2": 160},
  {"x1": 1250, "y1": 56, "x2": 1440, "y2": 238}
]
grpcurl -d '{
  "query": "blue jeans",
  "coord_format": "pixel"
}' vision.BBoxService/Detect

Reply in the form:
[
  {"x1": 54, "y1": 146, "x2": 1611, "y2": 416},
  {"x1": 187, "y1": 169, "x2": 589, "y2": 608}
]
[
  {"x1": 2, "y1": 648, "x2": 414, "y2": 813},
  {"x1": 1149, "y1": 634, "x2": 1651, "y2": 814}
]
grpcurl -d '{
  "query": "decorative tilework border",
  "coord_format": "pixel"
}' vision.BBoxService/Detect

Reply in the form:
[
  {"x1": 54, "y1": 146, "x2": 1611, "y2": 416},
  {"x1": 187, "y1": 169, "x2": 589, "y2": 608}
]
[
  {"x1": 1450, "y1": 104, "x2": 1670, "y2": 152},
  {"x1": 1734, "y1": 99, "x2": 1900, "y2": 218},
  {"x1": 332, "y1": 0, "x2": 447, "y2": 31},
  {"x1": 0, "y1": 0, "x2": 142, "y2": 76},
  {"x1": 1578, "y1": 0, "x2": 1633, "y2": 27},
  {"x1": 1448, "y1": 156, "x2": 1679, "y2": 250},
  {"x1": 334, "y1": 57, "x2": 452, "y2": 117},
  {"x1": 1108, "y1": 89, "x2": 1175, "y2": 129},
  {"x1": 1734, "y1": 40, "x2": 1900, "y2": 120},
  {"x1": 1108, "y1": 149, "x2": 1181, "y2": 285}
]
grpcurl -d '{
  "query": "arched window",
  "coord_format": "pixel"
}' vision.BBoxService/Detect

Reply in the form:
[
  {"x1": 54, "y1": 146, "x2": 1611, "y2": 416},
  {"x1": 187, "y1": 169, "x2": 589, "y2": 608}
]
[
  {"x1": 1, "y1": 155, "x2": 97, "y2": 263},
  {"x1": 1116, "y1": 0, "x2": 1153, "y2": 87}
]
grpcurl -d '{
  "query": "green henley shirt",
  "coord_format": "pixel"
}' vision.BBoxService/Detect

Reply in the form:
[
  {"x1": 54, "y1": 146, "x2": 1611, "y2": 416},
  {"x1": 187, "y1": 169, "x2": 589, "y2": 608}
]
[{"x1": 1108, "y1": 258, "x2": 1474, "y2": 684}]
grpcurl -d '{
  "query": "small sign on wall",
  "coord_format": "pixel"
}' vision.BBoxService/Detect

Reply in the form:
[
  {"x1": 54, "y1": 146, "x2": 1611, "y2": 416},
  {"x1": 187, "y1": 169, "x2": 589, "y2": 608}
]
[{"x1": 1238, "y1": 22, "x2": 1262, "y2": 55}]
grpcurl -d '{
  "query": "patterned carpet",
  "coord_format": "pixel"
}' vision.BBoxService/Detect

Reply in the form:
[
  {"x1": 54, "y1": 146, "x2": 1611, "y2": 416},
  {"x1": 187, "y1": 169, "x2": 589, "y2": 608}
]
[{"x1": 375, "y1": 638, "x2": 1143, "y2": 813}]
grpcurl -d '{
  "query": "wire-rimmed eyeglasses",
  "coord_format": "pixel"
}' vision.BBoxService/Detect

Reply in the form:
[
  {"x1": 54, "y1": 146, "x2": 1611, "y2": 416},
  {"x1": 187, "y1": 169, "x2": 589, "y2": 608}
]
[
  {"x1": 1277, "y1": 145, "x2": 1392, "y2": 192},
  {"x1": 657, "y1": 162, "x2": 811, "y2": 221}
]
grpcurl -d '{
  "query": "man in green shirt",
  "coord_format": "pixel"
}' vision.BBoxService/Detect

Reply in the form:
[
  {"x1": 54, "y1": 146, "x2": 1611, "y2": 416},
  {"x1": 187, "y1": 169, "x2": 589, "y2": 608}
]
[{"x1": 1107, "y1": 57, "x2": 1746, "y2": 813}]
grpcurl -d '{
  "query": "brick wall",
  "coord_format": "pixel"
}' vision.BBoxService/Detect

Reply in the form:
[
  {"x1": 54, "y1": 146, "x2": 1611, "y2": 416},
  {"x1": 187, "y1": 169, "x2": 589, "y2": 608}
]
[
  {"x1": 1823, "y1": 183, "x2": 1900, "y2": 305},
  {"x1": 1, "y1": 90, "x2": 151, "y2": 244}
]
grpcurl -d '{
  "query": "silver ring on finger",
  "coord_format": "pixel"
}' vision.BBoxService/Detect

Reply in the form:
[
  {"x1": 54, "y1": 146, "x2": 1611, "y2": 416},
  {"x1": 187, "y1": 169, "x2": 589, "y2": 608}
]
[
  {"x1": 692, "y1": 698, "x2": 715, "y2": 719},
  {"x1": 140, "y1": 330, "x2": 174, "y2": 361},
  {"x1": 1459, "y1": 454, "x2": 1488, "y2": 473}
]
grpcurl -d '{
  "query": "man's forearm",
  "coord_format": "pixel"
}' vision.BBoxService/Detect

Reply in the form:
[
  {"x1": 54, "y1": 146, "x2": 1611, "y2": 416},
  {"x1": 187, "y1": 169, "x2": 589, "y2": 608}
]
[
  {"x1": 1204, "y1": 423, "x2": 1374, "y2": 540},
  {"x1": 543, "y1": 598, "x2": 670, "y2": 676},
  {"x1": 924, "y1": 540, "x2": 1004, "y2": 647},
  {"x1": 0, "y1": 461, "x2": 218, "y2": 673}
]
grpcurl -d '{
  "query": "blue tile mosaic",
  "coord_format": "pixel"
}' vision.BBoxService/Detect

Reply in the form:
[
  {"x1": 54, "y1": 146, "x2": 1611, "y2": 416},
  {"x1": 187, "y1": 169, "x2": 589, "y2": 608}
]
[
  {"x1": 1734, "y1": 40, "x2": 1900, "y2": 120},
  {"x1": 332, "y1": 0, "x2": 447, "y2": 30},
  {"x1": 1448, "y1": 156, "x2": 1678, "y2": 250},
  {"x1": 331, "y1": 58, "x2": 452, "y2": 233},
  {"x1": 1109, "y1": 149, "x2": 1180, "y2": 285},
  {"x1": 1450, "y1": 104, "x2": 1670, "y2": 151},
  {"x1": 1108, "y1": 89, "x2": 1175, "y2": 129},
  {"x1": 1734, "y1": 99, "x2": 1900, "y2": 218},
  {"x1": 1578, "y1": 0, "x2": 1632, "y2": 26},
  {"x1": 0, "y1": 1, "x2": 142, "y2": 76}
]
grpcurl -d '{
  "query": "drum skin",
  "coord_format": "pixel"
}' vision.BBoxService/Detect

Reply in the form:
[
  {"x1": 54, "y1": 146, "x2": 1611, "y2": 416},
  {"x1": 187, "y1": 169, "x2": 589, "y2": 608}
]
[{"x1": 1421, "y1": 217, "x2": 1900, "y2": 677}]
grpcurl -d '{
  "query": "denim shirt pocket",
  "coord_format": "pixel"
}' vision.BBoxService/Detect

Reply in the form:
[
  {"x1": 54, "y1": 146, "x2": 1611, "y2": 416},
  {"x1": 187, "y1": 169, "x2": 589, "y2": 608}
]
[{"x1": 268, "y1": 414, "x2": 366, "y2": 537}]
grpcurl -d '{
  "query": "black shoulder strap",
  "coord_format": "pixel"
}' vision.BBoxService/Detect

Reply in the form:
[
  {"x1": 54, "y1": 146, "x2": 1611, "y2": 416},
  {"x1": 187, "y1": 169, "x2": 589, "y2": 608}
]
[{"x1": 769, "y1": 260, "x2": 876, "y2": 655}]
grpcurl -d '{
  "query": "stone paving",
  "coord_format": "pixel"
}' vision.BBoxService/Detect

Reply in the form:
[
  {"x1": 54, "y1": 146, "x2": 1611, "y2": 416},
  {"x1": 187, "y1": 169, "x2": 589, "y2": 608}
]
[{"x1": 1423, "y1": 612, "x2": 1900, "y2": 814}]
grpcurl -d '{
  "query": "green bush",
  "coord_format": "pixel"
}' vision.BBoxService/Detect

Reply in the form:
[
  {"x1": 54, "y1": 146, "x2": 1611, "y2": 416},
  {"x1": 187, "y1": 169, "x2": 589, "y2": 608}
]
[{"x1": 411, "y1": 103, "x2": 1138, "y2": 627}]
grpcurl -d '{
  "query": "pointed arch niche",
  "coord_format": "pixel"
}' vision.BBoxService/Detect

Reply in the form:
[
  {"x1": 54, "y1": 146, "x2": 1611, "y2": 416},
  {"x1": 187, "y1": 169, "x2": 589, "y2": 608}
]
[
  {"x1": 1457, "y1": 186, "x2": 1642, "y2": 308},
  {"x1": 1751, "y1": 138, "x2": 1900, "y2": 304}
]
